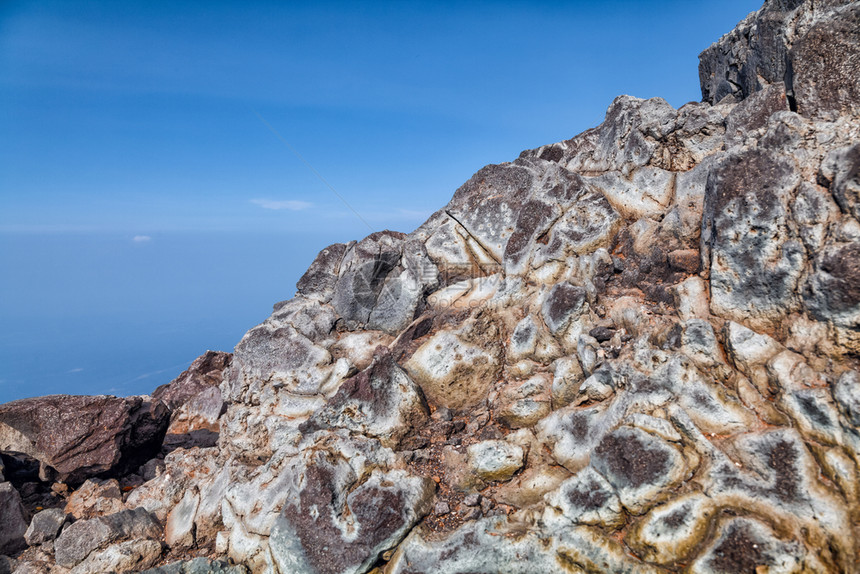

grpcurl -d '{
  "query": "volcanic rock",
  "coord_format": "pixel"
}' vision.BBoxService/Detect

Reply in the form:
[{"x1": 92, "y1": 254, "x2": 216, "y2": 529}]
[
  {"x1": 152, "y1": 351, "x2": 231, "y2": 412},
  {"x1": 466, "y1": 440, "x2": 524, "y2": 483},
  {"x1": 141, "y1": 558, "x2": 249, "y2": 574},
  {"x1": 23, "y1": 508, "x2": 67, "y2": 546},
  {"x1": 4, "y1": 1, "x2": 860, "y2": 572},
  {"x1": 0, "y1": 395, "x2": 169, "y2": 484},
  {"x1": 64, "y1": 478, "x2": 125, "y2": 519},
  {"x1": 0, "y1": 482, "x2": 28, "y2": 554},
  {"x1": 54, "y1": 507, "x2": 162, "y2": 569}
]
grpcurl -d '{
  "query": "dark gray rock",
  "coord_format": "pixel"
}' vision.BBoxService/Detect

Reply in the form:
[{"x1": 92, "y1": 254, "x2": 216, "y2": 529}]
[
  {"x1": 331, "y1": 231, "x2": 438, "y2": 334},
  {"x1": 699, "y1": 4, "x2": 793, "y2": 105},
  {"x1": 724, "y1": 83, "x2": 788, "y2": 144},
  {"x1": 791, "y1": 182, "x2": 838, "y2": 253},
  {"x1": 699, "y1": 0, "x2": 859, "y2": 119},
  {"x1": 54, "y1": 508, "x2": 162, "y2": 568},
  {"x1": 24, "y1": 508, "x2": 67, "y2": 546},
  {"x1": 0, "y1": 395, "x2": 169, "y2": 484},
  {"x1": 270, "y1": 296, "x2": 339, "y2": 342},
  {"x1": 804, "y1": 240, "x2": 860, "y2": 328},
  {"x1": 588, "y1": 326, "x2": 614, "y2": 343},
  {"x1": 296, "y1": 242, "x2": 352, "y2": 302},
  {"x1": 140, "y1": 557, "x2": 248, "y2": 574},
  {"x1": 0, "y1": 482, "x2": 28, "y2": 555},
  {"x1": 590, "y1": 426, "x2": 687, "y2": 514},
  {"x1": 702, "y1": 148, "x2": 804, "y2": 327},
  {"x1": 789, "y1": 3, "x2": 860, "y2": 119},
  {"x1": 822, "y1": 144, "x2": 860, "y2": 223},
  {"x1": 229, "y1": 321, "x2": 332, "y2": 398},
  {"x1": 425, "y1": 157, "x2": 620, "y2": 278},
  {"x1": 530, "y1": 188, "x2": 619, "y2": 266},
  {"x1": 445, "y1": 162, "x2": 534, "y2": 263},
  {"x1": 500, "y1": 159, "x2": 611, "y2": 275}
]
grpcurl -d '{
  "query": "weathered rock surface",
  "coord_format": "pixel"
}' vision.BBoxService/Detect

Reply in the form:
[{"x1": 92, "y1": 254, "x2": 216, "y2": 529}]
[
  {"x1": 466, "y1": 440, "x2": 524, "y2": 483},
  {"x1": 65, "y1": 478, "x2": 125, "y2": 519},
  {"x1": 141, "y1": 558, "x2": 248, "y2": 574},
  {"x1": 3, "y1": 1, "x2": 860, "y2": 572},
  {"x1": 153, "y1": 351, "x2": 232, "y2": 412},
  {"x1": 155, "y1": 351, "x2": 231, "y2": 449},
  {"x1": 54, "y1": 507, "x2": 162, "y2": 570},
  {"x1": 263, "y1": 432, "x2": 435, "y2": 574},
  {"x1": 301, "y1": 349, "x2": 429, "y2": 448},
  {"x1": 23, "y1": 508, "x2": 67, "y2": 546},
  {"x1": 0, "y1": 482, "x2": 28, "y2": 554},
  {"x1": 699, "y1": 0, "x2": 859, "y2": 119},
  {"x1": 0, "y1": 395, "x2": 169, "y2": 484}
]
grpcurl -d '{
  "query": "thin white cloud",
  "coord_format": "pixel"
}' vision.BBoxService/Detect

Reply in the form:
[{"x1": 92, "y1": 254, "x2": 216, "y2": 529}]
[
  {"x1": 132, "y1": 235, "x2": 152, "y2": 243},
  {"x1": 251, "y1": 198, "x2": 313, "y2": 211},
  {"x1": 67, "y1": 367, "x2": 84, "y2": 373}
]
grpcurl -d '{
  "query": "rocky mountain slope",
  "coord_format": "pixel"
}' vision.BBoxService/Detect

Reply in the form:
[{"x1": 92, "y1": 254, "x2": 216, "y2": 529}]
[{"x1": 2, "y1": 0, "x2": 859, "y2": 572}]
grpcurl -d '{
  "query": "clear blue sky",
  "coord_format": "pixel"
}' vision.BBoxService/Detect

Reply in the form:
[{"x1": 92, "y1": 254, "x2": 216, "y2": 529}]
[{"x1": 0, "y1": 0, "x2": 760, "y2": 402}]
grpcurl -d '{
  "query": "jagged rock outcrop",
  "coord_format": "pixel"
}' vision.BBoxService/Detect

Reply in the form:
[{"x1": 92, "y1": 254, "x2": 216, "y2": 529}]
[
  {"x1": 155, "y1": 350, "x2": 232, "y2": 451},
  {"x1": 1, "y1": 0, "x2": 859, "y2": 572},
  {"x1": 699, "y1": 0, "x2": 859, "y2": 119}
]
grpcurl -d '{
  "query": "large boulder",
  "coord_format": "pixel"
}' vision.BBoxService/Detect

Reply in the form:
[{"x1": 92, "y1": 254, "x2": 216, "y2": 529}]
[
  {"x1": 153, "y1": 351, "x2": 231, "y2": 450},
  {"x1": 0, "y1": 395, "x2": 169, "y2": 484},
  {"x1": 327, "y1": 231, "x2": 440, "y2": 334}
]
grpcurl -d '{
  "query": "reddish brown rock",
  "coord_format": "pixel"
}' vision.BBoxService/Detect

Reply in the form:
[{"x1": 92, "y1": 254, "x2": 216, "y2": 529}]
[
  {"x1": 667, "y1": 249, "x2": 701, "y2": 273},
  {"x1": 0, "y1": 395, "x2": 169, "y2": 484},
  {"x1": 151, "y1": 350, "x2": 231, "y2": 412}
]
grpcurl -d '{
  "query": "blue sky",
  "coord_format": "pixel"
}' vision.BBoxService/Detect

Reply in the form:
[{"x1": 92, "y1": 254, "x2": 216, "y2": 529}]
[{"x1": 0, "y1": 0, "x2": 760, "y2": 402}]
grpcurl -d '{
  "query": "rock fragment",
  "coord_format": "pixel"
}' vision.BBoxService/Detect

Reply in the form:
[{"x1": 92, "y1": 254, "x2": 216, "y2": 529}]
[
  {"x1": 0, "y1": 482, "x2": 28, "y2": 554},
  {"x1": 54, "y1": 508, "x2": 162, "y2": 569},
  {"x1": 24, "y1": 508, "x2": 67, "y2": 546},
  {"x1": 466, "y1": 440, "x2": 524, "y2": 483}
]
